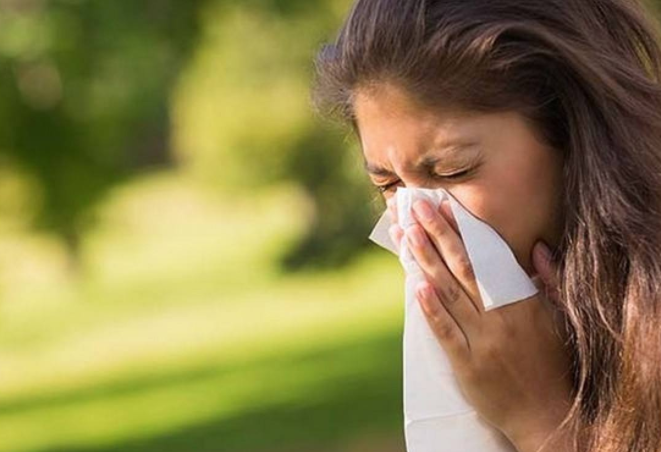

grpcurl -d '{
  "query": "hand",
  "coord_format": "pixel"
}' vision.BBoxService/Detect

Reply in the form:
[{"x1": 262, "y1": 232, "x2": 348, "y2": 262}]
[{"x1": 387, "y1": 197, "x2": 575, "y2": 452}]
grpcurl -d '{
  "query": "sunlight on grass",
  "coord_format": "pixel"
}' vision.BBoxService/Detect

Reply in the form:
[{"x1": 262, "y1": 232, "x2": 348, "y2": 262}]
[{"x1": 0, "y1": 172, "x2": 405, "y2": 452}]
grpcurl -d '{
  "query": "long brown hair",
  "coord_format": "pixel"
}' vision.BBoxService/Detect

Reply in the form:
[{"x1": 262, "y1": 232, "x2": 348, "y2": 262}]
[{"x1": 312, "y1": 0, "x2": 661, "y2": 450}]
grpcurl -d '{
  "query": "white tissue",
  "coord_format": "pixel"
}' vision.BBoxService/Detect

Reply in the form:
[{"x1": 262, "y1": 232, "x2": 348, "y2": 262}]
[{"x1": 368, "y1": 187, "x2": 539, "y2": 452}]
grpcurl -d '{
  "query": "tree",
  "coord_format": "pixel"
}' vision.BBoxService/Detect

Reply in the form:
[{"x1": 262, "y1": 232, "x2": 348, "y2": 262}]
[{"x1": 0, "y1": 0, "x2": 208, "y2": 259}]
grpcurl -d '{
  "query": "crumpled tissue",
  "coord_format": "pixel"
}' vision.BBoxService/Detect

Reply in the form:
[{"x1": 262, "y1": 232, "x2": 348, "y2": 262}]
[{"x1": 368, "y1": 187, "x2": 539, "y2": 452}]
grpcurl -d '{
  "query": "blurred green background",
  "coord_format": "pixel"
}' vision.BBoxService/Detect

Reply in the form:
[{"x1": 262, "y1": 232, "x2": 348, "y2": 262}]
[{"x1": 0, "y1": 1, "x2": 405, "y2": 451}]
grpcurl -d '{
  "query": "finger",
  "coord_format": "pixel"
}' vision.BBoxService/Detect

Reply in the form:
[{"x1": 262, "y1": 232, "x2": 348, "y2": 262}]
[
  {"x1": 438, "y1": 199, "x2": 459, "y2": 234},
  {"x1": 388, "y1": 224, "x2": 404, "y2": 253},
  {"x1": 532, "y1": 240, "x2": 560, "y2": 303},
  {"x1": 416, "y1": 281, "x2": 471, "y2": 362},
  {"x1": 412, "y1": 200, "x2": 483, "y2": 313},
  {"x1": 406, "y1": 225, "x2": 481, "y2": 333}
]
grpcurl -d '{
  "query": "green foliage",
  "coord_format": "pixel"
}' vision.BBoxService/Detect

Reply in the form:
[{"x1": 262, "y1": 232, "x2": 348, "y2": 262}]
[
  {"x1": 173, "y1": 0, "x2": 378, "y2": 270},
  {"x1": 0, "y1": 175, "x2": 404, "y2": 452},
  {"x1": 0, "y1": 0, "x2": 377, "y2": 269},
  {"x1": 279, "y1": 125, "x2": 380, "y2": 269},
  {"x1": 0, "y1": 0, "x2": 208, "y2": 248}
]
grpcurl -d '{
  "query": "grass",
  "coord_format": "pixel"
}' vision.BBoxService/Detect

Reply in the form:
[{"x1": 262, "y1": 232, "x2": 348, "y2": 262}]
[{"x1": 0, "y1": 173, "x2": 406, "y2": 452}]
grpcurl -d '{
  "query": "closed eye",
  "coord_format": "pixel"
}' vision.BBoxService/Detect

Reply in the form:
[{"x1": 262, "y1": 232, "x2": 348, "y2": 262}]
[
  {"x1": 375, "y1": 168, "x2": 474, "y2": 193},
  {"x1": 432, "y1": 168, "x2": 472, "y2": 180},
  {"x1": 375, "y1": 180, "x2": 401, "y2": 194}
]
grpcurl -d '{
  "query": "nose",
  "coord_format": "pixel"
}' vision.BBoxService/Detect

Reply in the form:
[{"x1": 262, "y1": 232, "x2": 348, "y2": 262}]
[{"x1": 398, "y1": 177, "x2": 442, "y2": 190}]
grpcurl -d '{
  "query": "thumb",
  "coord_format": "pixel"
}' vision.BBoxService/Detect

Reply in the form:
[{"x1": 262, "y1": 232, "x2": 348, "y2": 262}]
[{"x1": 532, "y1": 240, "x2": 560, "y2": 303}]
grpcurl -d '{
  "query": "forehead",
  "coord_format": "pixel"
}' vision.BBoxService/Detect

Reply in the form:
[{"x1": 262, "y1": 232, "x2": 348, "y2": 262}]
[{"x1": 353, "y1": 84, "x2": 483, "y2": 166}]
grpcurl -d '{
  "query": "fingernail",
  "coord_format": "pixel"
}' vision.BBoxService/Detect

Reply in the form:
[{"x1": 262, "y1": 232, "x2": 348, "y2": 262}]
[
  {"x1": 413, "y1": 200, "x2": 433, "y2": 221},
  {"x1": 535, "y1": 241, "x2": 552, "y2": 262},
  {"x1": 416, "y1": 282, "x2": 430, "y2": 299}
]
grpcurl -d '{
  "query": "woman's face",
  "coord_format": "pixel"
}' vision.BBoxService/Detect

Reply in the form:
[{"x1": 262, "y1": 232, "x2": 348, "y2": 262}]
[{"x1": 354, "y1": 83, "x2": 564, "y2": 275}]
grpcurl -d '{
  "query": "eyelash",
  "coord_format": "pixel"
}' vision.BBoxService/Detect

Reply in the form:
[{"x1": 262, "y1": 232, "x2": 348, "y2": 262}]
[{"x1": 375, "y1": 168, "x2": 473, "y2": 194}]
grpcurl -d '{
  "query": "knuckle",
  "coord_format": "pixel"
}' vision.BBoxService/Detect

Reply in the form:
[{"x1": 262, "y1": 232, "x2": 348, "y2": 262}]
[
  {"x1": 441, "y1": 282, "x2": 462, "y2": 306},
  {"x1": 430, "y1": 266, "x2": 446, "y2": 285},
  {"x1": 456, "y1": 255, "x2": 475, "y2": 281},
  {"x1": 417, "y1": 247, "x2": 434, "y2": 267},
  {"x1": 427, "y1": 218, "x2": 447, "y2": 239},
  {"x1": 432, "y1": 317, "x2": 455, "y2": 341}
]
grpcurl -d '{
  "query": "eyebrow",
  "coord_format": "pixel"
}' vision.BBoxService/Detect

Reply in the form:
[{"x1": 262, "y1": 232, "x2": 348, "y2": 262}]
[{"x1": 363, "y1": 141, "x2": 479, "y2": 176}]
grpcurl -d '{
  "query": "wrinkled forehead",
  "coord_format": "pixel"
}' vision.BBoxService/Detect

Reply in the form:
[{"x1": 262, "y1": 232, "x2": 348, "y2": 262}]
[{"x1": 353, "y1": 86, "x2": 486, "y2": 172}]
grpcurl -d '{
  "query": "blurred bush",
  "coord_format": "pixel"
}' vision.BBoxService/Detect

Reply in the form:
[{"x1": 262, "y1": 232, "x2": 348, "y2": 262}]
[
  {"x1": 0, "y1": 0, "x2": 208, "y2": 256},
  {"x1": 0, "y1": 3, "x2": 406, "y2": 452},
  {"x1": 0, "y1": 0, "x2": 378, "y2": 271},
  {"x1": 5, "y1": 1, "x2": 661, "y2": 451}
]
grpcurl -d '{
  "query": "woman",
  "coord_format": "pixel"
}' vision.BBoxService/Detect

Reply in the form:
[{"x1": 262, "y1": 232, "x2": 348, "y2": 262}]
[{"x1": 312, "y1": 1, "x2": 661, "y2": 451}]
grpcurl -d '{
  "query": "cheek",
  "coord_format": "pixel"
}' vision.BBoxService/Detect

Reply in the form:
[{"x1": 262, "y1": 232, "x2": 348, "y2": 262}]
[{"x1": 452, "y1": 152, "x2": 562, "y2": 274}]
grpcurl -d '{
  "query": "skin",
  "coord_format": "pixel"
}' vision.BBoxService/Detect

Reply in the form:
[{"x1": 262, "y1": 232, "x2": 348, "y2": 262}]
[{"x1": 354, "y1": 83, "x2": 575, "y2": 452}]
